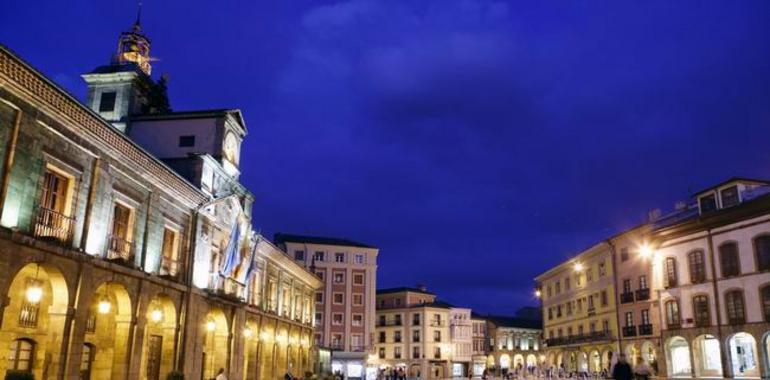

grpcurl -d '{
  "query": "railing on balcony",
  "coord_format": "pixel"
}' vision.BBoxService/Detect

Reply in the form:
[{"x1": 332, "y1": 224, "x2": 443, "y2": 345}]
[
  {"x1": 620, "y1": 292, "x2": 634, "y2": 304},
  {"x1": 106, "y1": 235, "x2": 134, "y2": 263},
  {"x1": 635, "y1": 288, "x2": 650, "y2": 301},
  {"x1": 638, "y1": 324, "x2": 653, "y2": 335},
  {"x1": 33, "y1": 207, "x2": 75, "y2": 244},
  {"x1": 545, "y1": 331, "x2": 613, "y2": 347},
  {"x1": 208, "y1": 273, "x2": 246, "y2": 301},
  {"x1": 694, "y1": 318, "x2": 710, "y2": 328},
  {"x1": 377, "y1": 320, "x2": 403, "y2": 327},
  {"x1": 18, "y1": 303, "x2": 39, "y2": 328},
  {"x1": 728, "y1": 317, "x2": 746, "y2": 326},
  {"x1": 622, "y1": 326, "x2": 637, "y2": 337},
  {"x1": 587, "y1": 307, "x2": 596, "y2": 316},
  {"x1": 430, "y1": 320, "x2": 445, "y2": 327},
  {"x1": 159, "y1": 257, "x2": 179, "y2": 278},
  {"x1": 350, "y1": 345, "x2": 367, "y2": 352}
]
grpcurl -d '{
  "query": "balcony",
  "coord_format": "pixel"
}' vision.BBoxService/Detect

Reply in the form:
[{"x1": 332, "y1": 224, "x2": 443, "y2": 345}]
[
  {"x1": 33, "y1": 207, "x2": 75, "y2": 244},
  {"x1": 620, "y1": 292, "x2": 634, "y2": 304},
  {"x1": 728, "y1": 317, "x2": 746, "y2": 326},
  {"x1": 377, "y1": 320, "x2": 403, "y2": 327},
  {"x1": 665, "y1": 278, "x2": 678, "y2": 289},
  {"x1": 159, "y1": 257, "x2": 179, "y2": 279},
  {"x1": 351, "y1": 345, "x2": 367, "y2": 352},
  {"x1": 638, "y1": 324, "x2": 653, "y2": 335},
  {"x1": 106, "y1": 235, "x2": 134, "y2": 264},
  {"x1": 587, "y1": 307, "x2": 596, "y2": 316},
  {"x1": 430, "y1": 320, "x2": 446, "y2": 327},
  {"x1": 545, "y1": 331, "x2": 613, "y2": 347},
  {"x1": 635, "y1": 288, "x2": 650, "y2": 301},
  {"x1": 622, "y1": 326, "x2": 637, "y2": 337},
  {"x1": 208, "y1": 273, "x2": 247, "y2": 301}
]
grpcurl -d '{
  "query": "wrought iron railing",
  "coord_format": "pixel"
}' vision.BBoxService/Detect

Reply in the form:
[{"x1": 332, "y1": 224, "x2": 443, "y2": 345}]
[
  {"x1": 18, "y1": 303, "x2": 39, "y2": 328},
  {"x1": 638, "y1": 323, "x2": 653, "y2": 335},
  {"x1": 620, "y1": 292, "x2": 634, "y2": 304},
  {"x1": 208, "y1": 273, "x2": 246, "y2": 300},
  {"x1": 106, "y1": 235, "x2": 134, "y2": 263},
  {"x1": 159, "y1": 257, "x2": 179, "y2": 278},
  {"x1": 33, "y1": 206, "x2": 75, "y2": 243},
  {"x1": 622, "y1": 326, "x2": 637, "y2": 337},
  {"x1": 545, "y1": 331, "x2": 613, "y2": 347},
  {"x1": 635, "y1": 288, "x2": 650, "y2": 301}
]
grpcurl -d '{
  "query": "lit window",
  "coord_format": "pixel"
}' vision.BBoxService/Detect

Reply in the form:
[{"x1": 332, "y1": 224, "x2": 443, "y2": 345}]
[
  {"x1": 353, "y1": 293, "x2": 364, "y2": 306},
  {"x1": 334, "y1": 272, "x2": 345, "y2": 284},
  {"x1": 332, "y1": 313, "x2": 344, "y2": 326},
  {"x1": 352, "y1": 314, "x2": 363, "y2": 327},
  {"x1": 8, "y1": 339, "x2": 34, "y2": 372},
  {"x1": 725, "y1": 290, "x2": 745, "y2": 325}
]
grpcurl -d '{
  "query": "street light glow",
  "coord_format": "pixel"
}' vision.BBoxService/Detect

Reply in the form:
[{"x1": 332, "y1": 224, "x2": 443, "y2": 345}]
[
  {"x1": 26, "y1": 281, "x2": 43, "y2": 304},
  {"x1": 573, "y1": 262, "x2": 584, "y2": 272}
]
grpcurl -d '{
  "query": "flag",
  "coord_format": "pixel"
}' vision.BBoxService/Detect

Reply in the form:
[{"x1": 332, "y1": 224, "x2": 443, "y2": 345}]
[{"x1": 220, "y1": 215, "x2": 241, "y2": 277}]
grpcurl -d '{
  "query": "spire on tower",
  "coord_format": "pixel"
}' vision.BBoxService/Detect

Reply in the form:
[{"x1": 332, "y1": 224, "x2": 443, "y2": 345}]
[{"x1": 134, "y1": 0, "x2": 142, "y2": 31}]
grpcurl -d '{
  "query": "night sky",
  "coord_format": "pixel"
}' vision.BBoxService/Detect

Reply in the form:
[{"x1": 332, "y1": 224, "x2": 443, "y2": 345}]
[{"x1": 3, "y1": 1, "x2": 770, "y2": 315}]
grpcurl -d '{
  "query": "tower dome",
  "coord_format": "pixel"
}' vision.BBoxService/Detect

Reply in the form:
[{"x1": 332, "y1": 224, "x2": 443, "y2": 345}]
[{"x1": 114, "y1": 5, "x2": 152, "y2": 75}]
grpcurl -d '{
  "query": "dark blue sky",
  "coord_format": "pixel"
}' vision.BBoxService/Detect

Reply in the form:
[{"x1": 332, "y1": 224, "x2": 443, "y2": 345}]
[{"x1": 3, "y1": 1, "x2": 770, "y2": 315}]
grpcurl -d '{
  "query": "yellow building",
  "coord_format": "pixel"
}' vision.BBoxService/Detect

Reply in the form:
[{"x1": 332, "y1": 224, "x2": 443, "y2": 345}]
[{"x1": 536, "y1": 242, "x2": 618, "y2": 374}]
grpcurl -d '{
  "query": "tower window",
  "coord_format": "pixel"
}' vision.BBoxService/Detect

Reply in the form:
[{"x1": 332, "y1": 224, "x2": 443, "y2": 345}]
[
  {"x1": 178, "y1": 135, "x2": 196, "y2": 147},
  {"x1": 99, "y1": 92, "x2": 117, "y2": 112}
]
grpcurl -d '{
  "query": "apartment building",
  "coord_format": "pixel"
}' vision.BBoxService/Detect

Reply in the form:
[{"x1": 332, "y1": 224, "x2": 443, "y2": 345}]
[
  {"x1": 471, "y1": 315, "x2": 489, "y2": 376},
  {"x1": 275, "y1": 234, "x2": 379, "y2": 380},
  {"x1": 484, "y1": 316, "x2": 543, "y2": 374},
  {"x1": 373, "y1": 287, "x2": 454, "y2": 379},
  {"x1": 450, "y1": 308, "x2": 473, "y2": 377},
  {"x1": 536, "y1": 242, "x2": 618, "y2": 373}
]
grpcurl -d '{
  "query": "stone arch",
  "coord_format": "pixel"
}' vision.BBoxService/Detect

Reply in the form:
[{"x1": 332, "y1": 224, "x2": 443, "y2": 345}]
[
  {"x1": 589, "y1": 350, "x2": 601, "y2": 372},
  {"x1": 601, "y1": 348, "x2": 613, "y2": 372},
  {"x1": 577, "y1": 350, "x2": 588, "y2": 372},
  {"x1": 525, "y1": 354, "x2": 537, "y2": 367},
  {"x1": 624, "y1": 343, "x2": 639, "y2": 366},
  {"x1": 499, "y1": 353, "x2": 510, "y2": 369},
  {"x1": 83, "y1": 281, "x2": 134, "y2": 380},
  {"x1": 692, "y1": 334, "x2": 722, "y2": 377},
  {"x1": 202, "y1": 306, "x2": 230, "y2": 380},
  {"x1": 513, "y1": 353, "x2": 524, "y2": 369},
  {"x1": 640, "y1": 341, "x2": 658, "y2": 373},
  {"x1": 727, "y1": 332, "x2": 760, "y2": 378},
  {"x1": 665, "y1": 336, "x2": 691, "y2": 377},
  {"x1": 139, "y1": 293, "x2": 178, "y2": 380},
  {"x1": 0, "y1": 262, "x2": 70, "y2": 378},
  {"x1": 760, "y1": 331, "x2": 770, "y2": 379}
]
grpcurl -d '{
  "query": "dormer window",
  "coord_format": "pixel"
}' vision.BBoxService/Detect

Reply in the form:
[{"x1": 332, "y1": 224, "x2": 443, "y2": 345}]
[
  {"x1": 699, "y1": 193, "x2": 717, "y2": 213},
  {"x1": 720, "y1": 186, "x2": 739, "y2": 208}
]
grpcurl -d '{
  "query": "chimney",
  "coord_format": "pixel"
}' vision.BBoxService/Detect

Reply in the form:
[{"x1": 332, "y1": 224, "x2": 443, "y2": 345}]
[{"x1": 648, "y1": 208, "x2": 662, "y2": 222}]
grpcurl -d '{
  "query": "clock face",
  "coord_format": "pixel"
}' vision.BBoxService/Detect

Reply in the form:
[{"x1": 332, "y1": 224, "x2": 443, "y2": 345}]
[{"x1": 223, "y1": 133, "x2": 238, "y2": 163}]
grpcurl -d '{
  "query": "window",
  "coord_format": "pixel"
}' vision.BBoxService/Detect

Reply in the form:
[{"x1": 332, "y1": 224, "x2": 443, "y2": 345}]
[
  {"x1": 586, "y1": 267, "x2": 593, "y2": 282},
  {"x1": 725, "y1": 290, "x2": 746, "y2": 325},
  {"x1": 601, "y1": 290, "x2": 608, "y2": 307},
  {"x1": 352, "y1": 314, "x2": 363, "y2": 327},
  {"x1": 598, "y1": 261, "x2": 606, "y2": 277},
  {"x1": 108, "y1": 202, "x2": 134, "y2": 260},
  {"x1": 395, "y1": 314, "x2": 402, "y2": 326},
  {"x1": 355, "y1": 254, "x2": 365, "y2": 264},
  {"x1": 688, "y1": 250, "x2": 706, "y2": 283},
  {"x1": 693, "y1": 295, "x2": 709, "y2": 327},
  {"x1": 546, "y1": 286, "x2": 552, "y2": 298},
  {"x1": 314, "y1": 251, "x2": 325, "y2": 261},
  {"x1": 333, "y1": 273, "x2": 345, "y2": 284},
  {"x1": 8, "y1": 339, "x2": 34, "y2": 372},
  {"x1": 98, "y1": 91, "x2": 117, "y2": 112},
  {"x1": 762, "y1": 286, "x2": 770, "y2": 322},
  {"x1": 395, "y1": 298, "x2": 401, "y2": 306},
  {"x1": 333, "y1": 293, "x2": 344, "y2": 305},
  {"x1": 394, "y1": 347, "x2": 402, "y2": 359},
  {"x1": 35, "y1": 168, "x2": 73, "y2": 241},
  {"x1": 412, "y1": 314, "x2": 420, "y2": 326},
  {"x1": 378, "y1": 348, "x2": 385, "y2": 359},
  {"x1": 548, "y1": 308, "x2": 553, "y2": 320},
  {"x1": 335, "y1": 252, "x2": 345, "y2": 263},
  {"x1": 565, "y1": 277, "x2": 571, "y2": 291},
  {"x1": 567, "y1": 327, "x2": 573, "y2": 336},
  {"x1": 160, "y1": 227, "x2": 179, "y2": 277},
  {"x1": 18, "y1": 300, "x2": 38, "y2": 328},
  {"x1": 755, "y1": 235, "x2": 770, "y2": 272},
  {"x1": 556, "y1": 305, "x2": 562, "y2": 317},
  {"x1": 394, "y1": 331, "x2": 402, "y2": 343},
  {"x1": 315, "y1": 292, "x2": 323, "y2": 304},
  {"x1": 720, "y1": 186, "x2": 739, "y2": 208},
  {"x1": 641, "y1": 309, "x2": 650, "y2": 325},
  {"x1": 332, "y1": 313, "x2": 343, "y2": 326},
  {"x1": 719, "y1": 242, "x2": 741, "y2": 277},
  {"x1": 379, "y1": 331, "x2": 386, "y2": 343},
  {"x1": 315, "y1": 312, "x2": 323, "y2": 324},
  {"x1": 587, "y1": 296, "x2": 594, "y2": 310},
  {"x1": 602, "y1": 320, "x2": 609, "y2": 333},
  {"x1": 80, "y1": 343, "x2": 94, "y2": 378},
  {"x1": 331, "y1": 334, "x2": 343, "y2": 348},
  {"x1": 665, "y1": 257, "x2": 678, "y2": 288},
  {"x1": 433, "y1": 347, "x2": 441, "y2": 359},
  {"x1": 566, "y1": 302, "x2": 572, "y2": 316},
  {"x1": 639, "y1": 275, "x2": 648, "y2": 289},
  {"x1": 353, "y1": 274, "x2": 364, "y2": 285},
  {"x1": 700, "y1": 193, "x2": 717, "y2": 213},
  {"x1": 433, "y1": 330, "x2": 441, "y2": 342},
  {"x1": 622, "y1": 279, "x2": 631, "y2": 293},
  {"x1": 665, "y1": 300, "x2": 681, "y2": 328},
  {"x1": 413, "y1": 330, "x2": 420, "y2": 342},
  {"x1": 353, "y1": 293, "x2": 363, "y2": 306},
  {"x1": 620, "y1": 248, "x2": 629, "y2": 262},
  {"x1": 315, "y1": 271, "x2": 325, "y2": 280},
  {"x1": 625, "y1": 312, "x2": 633, "y2": 327},
  {"x1": 555, "y1": 281, "x2": 561, "y2": 294},
  {"x1": 178, "y1": 135, "x2": 195, "y2": 147},
  {"x1": 294, "y1": 250, "x2": 305, "y2": 261},
  {"x1": 413, "y1": 347, "x2": 420, "y2": 359}
]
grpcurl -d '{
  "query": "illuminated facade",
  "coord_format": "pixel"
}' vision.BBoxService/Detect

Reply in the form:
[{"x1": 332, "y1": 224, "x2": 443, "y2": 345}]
[
  {"x1": 484, "y1": 316, "x2": 543, "y2": 375},
  {"x1": 536, "y1": 242, "x2": 618, "y2": 373},
  {"x1": 0, "y1": 18, "x2": 322, "y2": 380}
]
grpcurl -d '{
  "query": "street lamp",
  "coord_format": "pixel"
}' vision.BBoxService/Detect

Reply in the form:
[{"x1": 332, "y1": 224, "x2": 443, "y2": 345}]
[
  {"x1": 26, "y1": 280, "x2": 43, "y2": 304},
  {"x1": 98, "y1": 296, "x2": 112, "y2": 314},
  {"x1": 151, "y1": 308, "x2": 163, "y2": 323},
  {"x1": 573, "y1": 262, "x2": 584, "y2": 272},
  {"x1": 534, "y1": 289, "x2": 541, "y2": 298},
  {"x1": 206, "y1": 319, "x2": 216, "y2": 332},
  {"x1": 639, "y1": 244, "x2": 654, "y2": 258},
  {"x1": 244, "y1": 326, "x2": 253, "y2": 339}
]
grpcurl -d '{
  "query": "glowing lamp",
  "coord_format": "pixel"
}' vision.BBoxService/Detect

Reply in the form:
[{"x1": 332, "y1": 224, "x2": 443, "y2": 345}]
[
  {"x1": 151, "y1": 308, "x2": 163, "y2": 323},
  {"x1": 98, "y1": 297, "x2": 112, "y2": 314},
  {"x1": 244, "y1": 326, "x2": 253, "y2": 339},
  {"x1": 26, "y1": 281, "x2": 43, "y2": 304},
  {"x1": 534, "y1": 289, "x2": 541, "y2": 298},
  {"x1": 260, "y1": 331, "x2": 272, "y2": 342},
  {"x1": 639, "y1": 244, "x2": 653, "y2": 258},
  {"x1": 206, "y1": 320, "x2": 216, "y2": 332},
  {"x1": 573, "y1": 262, "x2": 584, "y2": 272}
]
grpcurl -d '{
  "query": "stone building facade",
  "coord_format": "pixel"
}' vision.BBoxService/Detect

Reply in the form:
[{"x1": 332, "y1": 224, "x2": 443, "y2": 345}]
[
  {"x1": 483, "y1": 316, "x2": 543, "y2": 375},
  {"x1": 0, "y1": 20, "x2": 322, "y2": 380}
]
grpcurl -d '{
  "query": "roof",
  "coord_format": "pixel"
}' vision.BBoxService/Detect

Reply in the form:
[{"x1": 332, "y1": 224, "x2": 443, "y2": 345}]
[
  {"x1": 483, "y1": 314, "x2": 542, "y2": 330},
  {"x1": 692, "y1": 177, "x2": 770, "y2": 197},
  {"x1": 86, "y1": 62, "x2": 147, "y2": 76},
  {"x1": 377, "y1": 287, "x2": 435, "y2": 296},
  {"x1": 131, "y1": 109, "x2": 247, "y2": 134},
  {"x1": 274, "y1": 233, "x2": 376, "y2": 249}
]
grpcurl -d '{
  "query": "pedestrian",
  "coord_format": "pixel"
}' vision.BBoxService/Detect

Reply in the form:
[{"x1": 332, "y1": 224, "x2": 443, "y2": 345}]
[
  {"x1": 215, "y1": 368, "x2": 228, "y2": 380},
  {"x1": 633, "y1": 360, "x2": 651, "y2": 380},
  {"x1": 611, "y1": 354, "x2": 633, "y2": 380}
]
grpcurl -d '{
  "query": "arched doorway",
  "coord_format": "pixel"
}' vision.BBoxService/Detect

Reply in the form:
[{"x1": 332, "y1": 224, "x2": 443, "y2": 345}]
[
  {"x1": 640, "y1": 341, "x2": 658, "y2": 374},
  {"x1": 0, "y1": 263, "x2": 69, "y2": 378},
  {"x1": 140, "y1": 294, "x2": 177, "y2": 380},
  {"x1": 513, "y1": 354, "x2": 524, "y2": 369},
  {"x1": 556, "y1": 352, "x2": 563, "y2": 369},
  {"x1": 526, "y1": 354, "x2": 536, "y2": 368},
  {"x1": 601, "y1": 349, "x2": 613, "y2": 372},
  {"x1": 728, "y1": 332, "x2": 759, "y2": 378},
  {"x1": 84, "y1": 281, "x2": 133, "y2": 379},
  {"x1": 499, "y1": 354, "x2": 510, "y2": 370},
  {"x1": 762, "y1": 333, "x2": 770, "y2": 379},
  {"x1": 202, "y1": 307, "x2": 229, "y2": 380},
  {"x1": 546, "y1": 352, "x2": 555, "y2": 366},
  {"x1": 692, "y1": 334, "x2": 722, "y2": 377},
  {"x1": 577, "y1": 351, "x2": 588, "y2": 372},
  {"x1": 567, "y1": 352, "x2": 577, "y2": 372},
  {"x1": 589, "y1": 350, "x2": 600, "y2": 372},
  {"x1": 666, "y1": 336, "x2": 691, "y2": 377},
  {"x1": 624, "y1": 345, "x2": 639, "y2": 367}
]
